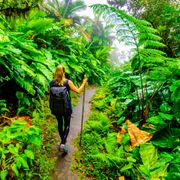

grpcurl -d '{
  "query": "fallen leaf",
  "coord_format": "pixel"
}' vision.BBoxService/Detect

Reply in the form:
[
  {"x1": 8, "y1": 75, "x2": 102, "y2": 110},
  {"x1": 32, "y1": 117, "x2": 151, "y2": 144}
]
[
  {"x1": 16, "y1": 116, "x2": 32, "y2": 128},
  {"x1": 125, "y1": 120, "x2": 152, "y2": 149},
  {"x1": 119, "y1": 176, "x2": 125, "y2": 180},
  {"x1": 117, "y1": 128, "x2": 126, "y2": 143}
]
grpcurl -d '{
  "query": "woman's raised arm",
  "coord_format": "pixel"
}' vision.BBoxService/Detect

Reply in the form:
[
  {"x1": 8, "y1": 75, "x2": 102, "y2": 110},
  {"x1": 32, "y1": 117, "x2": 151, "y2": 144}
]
[{"x1": 68, "y1": 78, "x2": 87, "y2": 94}]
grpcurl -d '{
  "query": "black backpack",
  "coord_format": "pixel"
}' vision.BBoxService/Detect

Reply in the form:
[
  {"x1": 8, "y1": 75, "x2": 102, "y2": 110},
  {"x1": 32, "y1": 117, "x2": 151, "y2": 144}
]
[{"x1": 49, "y1": 80, "x2": 69, "y2": 115}]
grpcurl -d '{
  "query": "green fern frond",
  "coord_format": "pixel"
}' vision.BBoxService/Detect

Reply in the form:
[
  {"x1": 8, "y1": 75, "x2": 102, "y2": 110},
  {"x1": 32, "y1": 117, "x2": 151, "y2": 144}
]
[
  {"x1": 139, "y1": 49, "x2": 166, "y2": 56},
  {"x1": 31, "y1": 63, "x2": 53, "y2": 81},
  {"x1": 139, "y1": 33, "x2": 162, "y2": 41},
  {"x1": 138, "y1": 40, "x2": 166, "y2": 48},
  {"x1": 104, "y1": 132, "x2": 118, "y2": 154},
  {"x1": 27, "y1": 18, "x2": 54, "y2": 35},
  {"x1": 34, "y1": 74, "x2": 47, "y2": 89},
  {"x1": 15, "y1": 76, "x2": 36, "y2": 95},
  {"x1": 66, "y1": 0, "x2": 86, "y2": 15},
  {"x1": 0, "y1": 58, "x2": 14, "y2": 78},
  {"x1": 8, "y1": 57, "x2": 36, "y2": 78},
  {"x1": 4, "y1": 45, "x2": 22, "y2": 55},
  {"x1": 0, "y1": 100, "x2": 9, "y2": 114}
]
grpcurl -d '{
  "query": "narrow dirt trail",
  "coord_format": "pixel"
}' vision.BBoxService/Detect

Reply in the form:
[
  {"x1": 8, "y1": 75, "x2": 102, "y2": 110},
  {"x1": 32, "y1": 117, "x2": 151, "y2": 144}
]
[{"x1": 51, "y1": 88, "x2": 97, "y2": 180}]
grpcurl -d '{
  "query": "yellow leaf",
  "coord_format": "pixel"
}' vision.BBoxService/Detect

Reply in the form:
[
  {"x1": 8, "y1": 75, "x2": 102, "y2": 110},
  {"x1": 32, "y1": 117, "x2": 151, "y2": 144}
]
[
  {"x1": 81, "y1": 31, "x2": 91, "y2": 42},
  {"x1": 119, "y1": 176, "x2": 125, "y2": 180},
  {"x1": 64, "y1": 18, "x2": 73, "y2": 25},
  {"x1": 125, "y1": 120, "x2": 152, "y2": 149},
  {"x1": 117, "y1": 128, "x2": 126, "y2": 143}
]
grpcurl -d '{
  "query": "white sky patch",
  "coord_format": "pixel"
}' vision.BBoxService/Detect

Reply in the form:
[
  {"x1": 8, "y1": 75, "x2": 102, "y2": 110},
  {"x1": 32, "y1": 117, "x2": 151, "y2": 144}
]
[{"x1": 78, "y1": 0, "x2": 108, "y2": 18}]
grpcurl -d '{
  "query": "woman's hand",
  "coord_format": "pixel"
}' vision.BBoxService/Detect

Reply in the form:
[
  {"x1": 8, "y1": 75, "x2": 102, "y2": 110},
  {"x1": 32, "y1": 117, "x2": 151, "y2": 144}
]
[{"x1": 83, "y1": 75, "x2": 88, "y2": 85}]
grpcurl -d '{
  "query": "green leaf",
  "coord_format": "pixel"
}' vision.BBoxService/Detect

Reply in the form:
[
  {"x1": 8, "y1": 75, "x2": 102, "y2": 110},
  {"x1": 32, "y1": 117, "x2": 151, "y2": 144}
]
[
  {"x1": 147, "y1": 116, "x2": 167, "y2": 131},
  {"x1": 17, "y1": 106, "x2": 27, "y2": 115},
  {"x1": 28, "y1": 136, "x2": 42, "y2": 146},
  {"x1": 166, "y1": 153, "x2": 180, "y2": 180},
  {"x1": 16, "y1": 91, "x2": 24, "y2": 99},
  {"x1": 15, "y1": 76, "x2": 36, "y2": 95},
  {"x1": 117, "y1": 116, "x2": 126, "y2": 125},
  {"x1": 67, "y1": 61, "x2": 83, "y2": 73},
  {"x1": 24, "y1": 150, "x2": 34, "y2": 160},
  {"x1": 0, "y1": 170, "x2": 8, "y2": 180},
  {"x1": 160, "y1": 102, "x2": 172, "y2": 113},
  {"x1": 19, "y1": 155, "x2": 29, "y2": 170},
  {"x1": 12, "y1": 164, "x2": 19, "y2": 177},
  {"x1": 166, "y1": 172, "x2": 180, "y2": 180},
  {"x1": 7, "y1": 144, "x2": 18, "y2": 154},
  {"x1": 140, "y1": 143, "x2": 159, "y2": 170},
  {"x1": 120, "y1": 163, "x2": 133, "y2": 172},
  {"x1": 140, "y1": 144, "x2": 172, "y2": 179},
  {"x1": 150, "y1": 152, "x2": 173, "y2": 178},
  {"x1": 147, "y1": 116, "x2": 161, "y2": 124},
  {"x1": 172, "y1": 103, "x2": 180, "y2": 124},
  {"x1": 152, "y1": 128, "x2": 180, "y2": 148},
  {"x1": 170, "y1": 80, "x2": 180, "y2": 103},
  {"x1": 158, "y1": 112, "x2": 174, "y2": 121},
  {"x1": 139, "y1": 165, "x2": 150, "y2": 177},
  {"x1": 170, "y1": 80, "x2": 180, "y2": 92}
]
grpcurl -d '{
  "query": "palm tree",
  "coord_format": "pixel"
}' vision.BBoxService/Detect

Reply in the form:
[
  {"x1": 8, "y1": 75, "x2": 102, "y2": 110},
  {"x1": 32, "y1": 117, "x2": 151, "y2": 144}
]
[
  {"x1": 82, "y1": 16, "x2": 114, "y2": 50},
  {"x1": 43, "y1": 0, "x2": 86, "y2": 25}
]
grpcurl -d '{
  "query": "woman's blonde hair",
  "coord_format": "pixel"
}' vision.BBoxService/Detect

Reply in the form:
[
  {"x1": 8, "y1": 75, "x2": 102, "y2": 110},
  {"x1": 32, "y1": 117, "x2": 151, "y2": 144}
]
[{"x1": 54, "y1": 65, "x2": 65, "y2": 85}]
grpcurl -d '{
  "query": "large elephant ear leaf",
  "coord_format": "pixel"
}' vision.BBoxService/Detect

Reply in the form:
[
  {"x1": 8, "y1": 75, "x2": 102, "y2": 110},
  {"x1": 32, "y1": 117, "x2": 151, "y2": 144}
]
[
  {"x1": 139, "y1": 143, "x2": 173, "y2": 179},
  {"x1": 150, "y1": 152, "x2": 173, "y2": 179},
  {"x1": 140, "y1": 143, "x2": 159, "y2": 170},
  {"x1": 152, "y1": 128, "x2": 180, "y2": 149},
  {"x1": 166, "y1": 148, "x2": 180, "y2": 180}
]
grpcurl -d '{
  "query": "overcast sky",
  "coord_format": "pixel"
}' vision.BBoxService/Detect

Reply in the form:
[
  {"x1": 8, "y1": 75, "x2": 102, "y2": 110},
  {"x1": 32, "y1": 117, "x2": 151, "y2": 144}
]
[{"x1": 78, "y1": 0, "x2": 107, "y2": 18}]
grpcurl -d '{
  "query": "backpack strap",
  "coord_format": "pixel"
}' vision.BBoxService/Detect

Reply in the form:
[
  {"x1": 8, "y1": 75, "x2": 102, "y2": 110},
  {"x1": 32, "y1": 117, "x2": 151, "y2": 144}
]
[
  {"x1": 64, "y1": 79, "x2": 70, "y2": 92},
  {"x1": 64, "y1": 79, "x2": 68, "y2": 86}
]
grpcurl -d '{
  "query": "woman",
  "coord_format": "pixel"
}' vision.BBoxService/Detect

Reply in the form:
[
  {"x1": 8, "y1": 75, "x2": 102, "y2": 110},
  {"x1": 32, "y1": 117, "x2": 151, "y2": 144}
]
[{"x1": 49, "y1": 65, "x2": 87, "y2": 152}]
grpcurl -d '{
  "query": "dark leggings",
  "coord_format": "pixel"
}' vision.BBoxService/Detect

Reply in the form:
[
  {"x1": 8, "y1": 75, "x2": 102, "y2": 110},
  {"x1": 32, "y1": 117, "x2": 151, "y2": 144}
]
[{"x1": 55, "y1": 114, "x2": 71, "y2": 144}]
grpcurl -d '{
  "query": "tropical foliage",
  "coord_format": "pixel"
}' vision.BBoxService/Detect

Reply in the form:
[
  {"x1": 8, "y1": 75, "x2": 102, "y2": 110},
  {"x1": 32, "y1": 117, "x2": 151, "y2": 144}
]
[
  {"x1": 73, "y1": 4, "x2": 180, "y2": 180},
  {"x1": 0, "y1": 0, "x2": 43, "y2": 17},
  {"x1": 0, "y1": 1, "x2": 112, "y2": 178},
  {"x1": 0, "y1": 119, "x2": 42, "y2": 179},
  {"x1": 0, "y1": 0, "x2": 179, "y2": 179},
  {"x1": 0, "y1": 8, "x2": 111, "y2": 114},
  {"x1": 43, "y1": 0, "x2": 86, "y2": 25},
  {"x1": 74, "y1": 63, "x2": 180, "y2": 179},
  {"x1": 108, "y1": 0, "x2": 180, "y2": 57}
]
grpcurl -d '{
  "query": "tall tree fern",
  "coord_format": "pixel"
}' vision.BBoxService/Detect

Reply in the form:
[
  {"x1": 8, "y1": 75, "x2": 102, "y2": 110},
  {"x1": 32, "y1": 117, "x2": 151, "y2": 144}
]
[{"x1": 91, "y1": 4, "x2": 168, "y2": 121}]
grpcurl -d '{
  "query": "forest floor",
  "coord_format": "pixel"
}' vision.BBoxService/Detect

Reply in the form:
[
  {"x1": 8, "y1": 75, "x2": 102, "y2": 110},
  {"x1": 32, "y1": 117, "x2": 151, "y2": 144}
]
[{"x1": 51, "y1": 87, "x2": 97, "y2": 180}]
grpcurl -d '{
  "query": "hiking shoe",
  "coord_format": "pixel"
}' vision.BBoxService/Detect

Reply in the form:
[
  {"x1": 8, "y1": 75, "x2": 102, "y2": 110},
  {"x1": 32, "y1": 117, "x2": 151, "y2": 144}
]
[
  {"x1": 63, "y1": 145, "x2": 68, "y2": 153},
  {"x1": 59, "y1": 144, "x2": 65, "y2": 152}
]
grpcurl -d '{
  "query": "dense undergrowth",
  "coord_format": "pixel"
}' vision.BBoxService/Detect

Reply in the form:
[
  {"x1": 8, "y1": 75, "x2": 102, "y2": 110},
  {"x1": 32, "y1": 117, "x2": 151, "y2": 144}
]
[
  {"x1": 72, "y1": 4, "x2": 179, "y2": 180},
  {"x1": 0, "y1": 98, "x2": 55, "y2": 179},
  {"x1": 1, "y1": 1, "x2": 179, "y2": 179},
  {"x1": 0, "y1": 2, "x2": 111, "y2": 178},
  {"x1": 73, "y1": 62, "x2": 180, "y2": 179},
  {"x1": 0, "y1": 9, "x2": 111, "y2": 114},
  {"x1": 0, "y1": 91, "x2": 79, "y2": 179}
]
